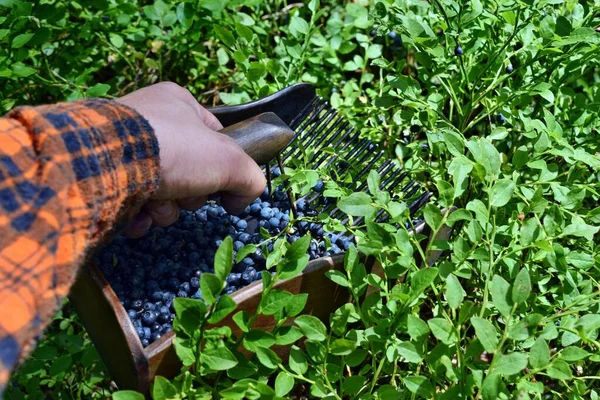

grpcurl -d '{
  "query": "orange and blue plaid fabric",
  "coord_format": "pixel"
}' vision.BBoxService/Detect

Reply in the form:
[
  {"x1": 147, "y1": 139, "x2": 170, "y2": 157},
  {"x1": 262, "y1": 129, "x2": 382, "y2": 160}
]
[{"x1": 0, "y1": 99, "x2": 160, "y2": 393}]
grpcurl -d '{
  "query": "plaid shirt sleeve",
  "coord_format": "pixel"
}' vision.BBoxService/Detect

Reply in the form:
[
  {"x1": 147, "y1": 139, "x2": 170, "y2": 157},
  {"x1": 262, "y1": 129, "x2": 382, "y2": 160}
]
[{"x1": 0, "y1": 98, "x2": 160, "y2": 390}]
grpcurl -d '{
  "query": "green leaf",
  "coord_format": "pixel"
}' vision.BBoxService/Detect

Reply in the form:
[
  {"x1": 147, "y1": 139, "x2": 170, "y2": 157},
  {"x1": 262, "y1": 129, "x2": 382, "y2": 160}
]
[
  {"x1": 200, "y1": 346, "x2": 238, "y2": 371},
  {"x1": 512, "y1": 268, "x2": 531, "y2": 305},
  {"x1": 326, "y1": 270, "x2": 349, "y2": 287},
  {"x1": 482, "y1": 374, "x2": 501, "y2": 400},
  {"x1": 443, "y1": 130, "x2": 465, "y2": 157},
  {"x1": 289, "y1": 346, "x2": 308, "y2": 375},
  {"x1": 214, "y1": 25, "x2": 235, "y2": 47},
  {"x1": 448, "y1": 156, "x2": 473, "y2": 198},
  {"x1": 423, "y1": 203, "x2": 442, "y2": 229},
  {"x1": 396, "y1": 342, "x2": 422, "y2": 363},
  {"x1": 559, "y1": 346, "x2": 589, "y2": 361},
  {"x1": 295, "y1": 315, "x2": 327, "y2": 341},
  {"x1": 367, "y1": 170, "x2": 380, "y2": 196},
  {"x1": 200, "y1": 273, "x2": 222, "y2": 305},
  {"x1": 173, "y1": 337, "x2": 195, "y2": 366},
  {"x1": 86, "y1": 83, "x2": 111, "y2": 98},
  {"x1": 467, "y1": 137, "x2": 501, "y2": 177},
  {"x1": 214, "y1": 236, "x2": 233, "y2": 282},
  {"x1": 286, "y1": 234, "x2": 311, "y2": 261},
  {"x1": 436, "y1": 180, "x2": 454, "y2": 208},
  {"x1": 404, "y1": 376, "x2": 433, "y2": 399},
  {"x1": 427, "y1": 318, "x2": 456, "y2": 345},
  {"x1": 112, "y1": 391, "x2": 145, "y2": 400},
  {"x1": 407, "y1": 315, "x2": 430, "y2": 341},
  {"x1": 12, "y1": 32, "x2": 34, "y2": 48},
  {"x1": 409, "y1": 267, "x2": 438, "y2": 303},
  {"x1": 243, "y1": 330, "x2": 276, "y2": 352},
  {"x1": 262, "y1": 290, "x2": 292, "y2": 315},
  {"x1": 275, "y1": 371, "x2": 294, "y2": 397},
  {"x1": 546, "y1": 360, "x2": 572, "y2": 380},
  {"x1": 276, "y1": 326, "x2": 304, "y2": 345},
  {"x1": 254, "y1": 347, "x2": 281, "y2": 369},
  {"x1": 338, "y1": 192, "x2": 374, "y2": 216},
  {"x1": 152, "y1": 376, "x2": 178, "y2": 400},
  {"x1": 289, "y1": 16, "x2": 309, "y2": 38},
  {"x1": 330, "y1": 338, "x2": 357, "y2": 356},
  {"x1": 173, "y1": 298, "x2": 207, "y2": 337},
  {"x1": 232, "y1": 311, "x2": 249, "y2": 333},
  {"x1": 489, "y1": 179, "x2": 515, "y2": 208},
  {"x1": 285, "y1": 293, "x2": 308, "y2": 317},
  {"x1": 445, "y1": 274, "x2": 464, "y2": 310},
  {"x1": 236, "y1": 245, "x2": 257, "y2": 263},
  {"x1": 470, "y1": 317, "x2": 498, "y2": 353},
  {"x1": 529, "y1": 338, "x2": 550, "y2": 369},
  {"x1": 207, "y1": 294, "x2": 236, "y2": 324},
  {"x1": 109, "y1": 33, "x2": 124, "y2": 48},
  {"x1": 493, "y1": 352, "x2": 528, "y2": 375}
]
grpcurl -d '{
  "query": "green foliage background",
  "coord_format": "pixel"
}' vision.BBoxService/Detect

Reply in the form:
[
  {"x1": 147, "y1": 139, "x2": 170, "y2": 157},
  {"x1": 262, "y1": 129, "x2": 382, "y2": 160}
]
[{"x1": 2, "y1": 0, "x2": 600, "y2": 398}]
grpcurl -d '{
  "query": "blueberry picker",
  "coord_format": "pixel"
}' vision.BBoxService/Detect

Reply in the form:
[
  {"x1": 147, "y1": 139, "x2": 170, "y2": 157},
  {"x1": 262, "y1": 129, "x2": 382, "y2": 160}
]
[
  {"x1": 70, "y1": 83, "x2": 441, "y2": 394},
  {"x1": 210, "y1": 82, "x2": 432, "y2": 230}
]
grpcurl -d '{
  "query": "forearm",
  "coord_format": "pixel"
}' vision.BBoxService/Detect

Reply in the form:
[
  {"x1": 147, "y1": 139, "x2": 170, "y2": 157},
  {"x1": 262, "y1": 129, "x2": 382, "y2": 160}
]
[{"x1": 0, "y1": 99, "x2": 160, "y2": 389}]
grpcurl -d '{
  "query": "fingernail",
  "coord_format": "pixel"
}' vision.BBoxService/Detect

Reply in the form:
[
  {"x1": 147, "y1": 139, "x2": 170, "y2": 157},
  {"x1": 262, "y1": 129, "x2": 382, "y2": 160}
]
[
  {"x1": 153, "y1": 201, "x2": 172, "y2": 217},
  {"x1": 126, "y1": 213, "x2": 152, "y2": 238}
]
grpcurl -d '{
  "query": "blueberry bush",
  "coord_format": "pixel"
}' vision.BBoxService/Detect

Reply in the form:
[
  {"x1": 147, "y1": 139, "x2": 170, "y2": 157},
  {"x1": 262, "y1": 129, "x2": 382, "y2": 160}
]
[{"x1": 3, "y1": 0, "x2": 600, "y2": 399}]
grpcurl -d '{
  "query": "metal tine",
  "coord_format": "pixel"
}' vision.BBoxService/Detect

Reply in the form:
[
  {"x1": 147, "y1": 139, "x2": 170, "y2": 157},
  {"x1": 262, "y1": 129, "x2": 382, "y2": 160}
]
[
  {"x1": 409, "y1": 192, "x2": 433, "y2": 215},
  {"x1": 309, "y1": 124, "x2": 354, "y2": 169},
  {"x1": 330, "y1": 139, "x2": 372, "y2": 177},
  {"x1": 299, "y1": 118, "x2": 347, "y2": 167},
  {"x1": 352, "y1": 151, "x2": 386, "y2": 189},
  {"x1": 283, "y1": 107, "x2": 332, "y2": 160},
  {"x1": 381, "y1": 171, "x2": 409, "y2": 192},
  {"x1": 322, "y1": 131, "x2": 364, "y2": 170},
  {"x1": 289, "y1": 96, "x2": 320, "y2": 130},
  {"x1": 286, "y1": 110, "x2": 343, "y2": 160},
  {"x1": 292, "y1": 100, "x2": 329, "y2": 137},
  {"x1": 404, "y1": 182, "x2": 422, "y2": 198},
  {"x1": 355, "y1": 160, "x2": 393, "y2": 192}
]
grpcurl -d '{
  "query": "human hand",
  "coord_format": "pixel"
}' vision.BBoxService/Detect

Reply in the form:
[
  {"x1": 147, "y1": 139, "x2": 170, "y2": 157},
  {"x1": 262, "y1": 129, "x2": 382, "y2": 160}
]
[{"x1": 117, "y1": 82, "x2": 266, "y2": 238}]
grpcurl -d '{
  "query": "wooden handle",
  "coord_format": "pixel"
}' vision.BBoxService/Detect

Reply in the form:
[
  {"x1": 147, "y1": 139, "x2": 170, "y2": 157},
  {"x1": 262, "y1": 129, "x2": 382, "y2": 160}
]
[{"x1": 219, "y1": 112, "x2": 295, "y2": 165}]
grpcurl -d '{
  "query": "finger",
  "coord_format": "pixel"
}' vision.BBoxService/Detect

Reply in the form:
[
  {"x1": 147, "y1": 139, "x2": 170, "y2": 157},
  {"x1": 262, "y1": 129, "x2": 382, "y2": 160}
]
[
  {"x1": 216, "y1": 147, "x2": 266, "y2": 215},
  {"x1": 198, "y1": 106, "x2": 224, "y2": 131},
  {"x1": 124, "y1": 211, "x2": 153, "y2": 239},
  {"x1": 177, "y1": 196, "x2": 208, "y2": 211},
  {"x1": 145, "y1": 199, "x2": 180, "y2": 227}
]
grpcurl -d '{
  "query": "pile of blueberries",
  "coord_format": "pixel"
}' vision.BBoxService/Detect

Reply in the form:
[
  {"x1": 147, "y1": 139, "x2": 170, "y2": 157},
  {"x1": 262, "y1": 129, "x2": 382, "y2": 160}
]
[{"x1": 94, "y1": 170, "x2": 351, "y2": 347}]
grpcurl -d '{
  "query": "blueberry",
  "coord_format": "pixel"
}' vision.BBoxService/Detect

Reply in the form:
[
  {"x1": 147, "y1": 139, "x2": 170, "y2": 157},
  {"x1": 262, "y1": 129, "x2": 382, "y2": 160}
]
[
  {"x1": 142, "y1": 311, "x2": 157, "y2": 326},
  {"x1": 150, "y1": 332, "x2": 162, "y2": 342},
  {"x1": 179, "y1": 282, "x2": 190, "y2": 293},
  {"x1": 150, "y1": 290, "x2": 163, "y2": 302},
  {"x1": 331, "y1": 88, "x2": 338, "y2": 93},
  {"x1": 250, "y1": 203, "x2": 262, "y2": 216},
  {"x1": 496, "y1": 113, "x2": 507, "y2": 125},
  {"x1": 177, "y1": 290, "x2": 189, "y2": 298},
  {"x1": 143, "y1": 327, "x2": 151, "y2": 339},
  {"x1": 269, "y1": 217, "x2": 280, "y2": 228},
  {"x1": 454, "y1": 45, "x2": 463, "y2": 56},
  {"x1": 131, "y1": 299, "x2": 144, "y2": 311},
  {"x1": 313, "y1": 180, "x2": 324, "y2": 193},
  {"x1": 506, "y1": 64, "x2": 514, "y2": 73},
  {"x1": 141, "y1": 338, "x2": 150, "y2": 347},
  {"x1": 128, "y1": 310, "x2": 138, "y2": 320},
  {"x1": 190, "y1": 277, "x2": 200, "y2": 289},
  {"x1": 143, "y1": 302, "x2": 156, "y2": 311},
  {"x1": 388, "y1": 31, "x2": 397, "y2": 39},
  {"x1": 236, "y1": 219, "x2": 248, "y2": 230},
  {"x1": 160, "y1": 324, "x2": 172, "y2": 334},
  {"x1": 260, "y1": 208, "x2": 273, "y2": 219},
  {"x1": 238, "y1": 233, "x2": 251, "y2": 243},
  {"x1": 370, "y1": 29, "x2": 377, "y2": 37},
  {"x1": 135, "y1": 326, "x2": 145, "y2": 339},
  {"x1": 242, "y1": 267, "x2": 257, "y2": 284}
]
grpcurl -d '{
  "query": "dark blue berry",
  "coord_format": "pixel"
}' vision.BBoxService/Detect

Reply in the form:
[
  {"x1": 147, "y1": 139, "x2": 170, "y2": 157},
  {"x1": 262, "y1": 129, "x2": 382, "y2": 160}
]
[
  {"x1": 496, "y1": 113, "x2": 507, "y2": 125},
  {"x1": 454, "y1": 46, "x2": 463, "y2": 56},
  {"x1": 370, "y1": 29, "x2": 377, "y2": 37},
  {"x1": 313, "y1": 180, "x2": 324, "y2": 193},
  {"x1": 142, "y1": 311, "x2": 157, "y2": 326},
  {"x1": 506, "y1": 64, "x2": 514, "y2": 73}
]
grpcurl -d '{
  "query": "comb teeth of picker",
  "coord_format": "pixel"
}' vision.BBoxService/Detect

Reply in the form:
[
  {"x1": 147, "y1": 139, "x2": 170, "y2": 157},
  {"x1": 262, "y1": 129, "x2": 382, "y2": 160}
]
[{"x1": 280, "y1": 95, "x2": 432, "y2": 225}]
